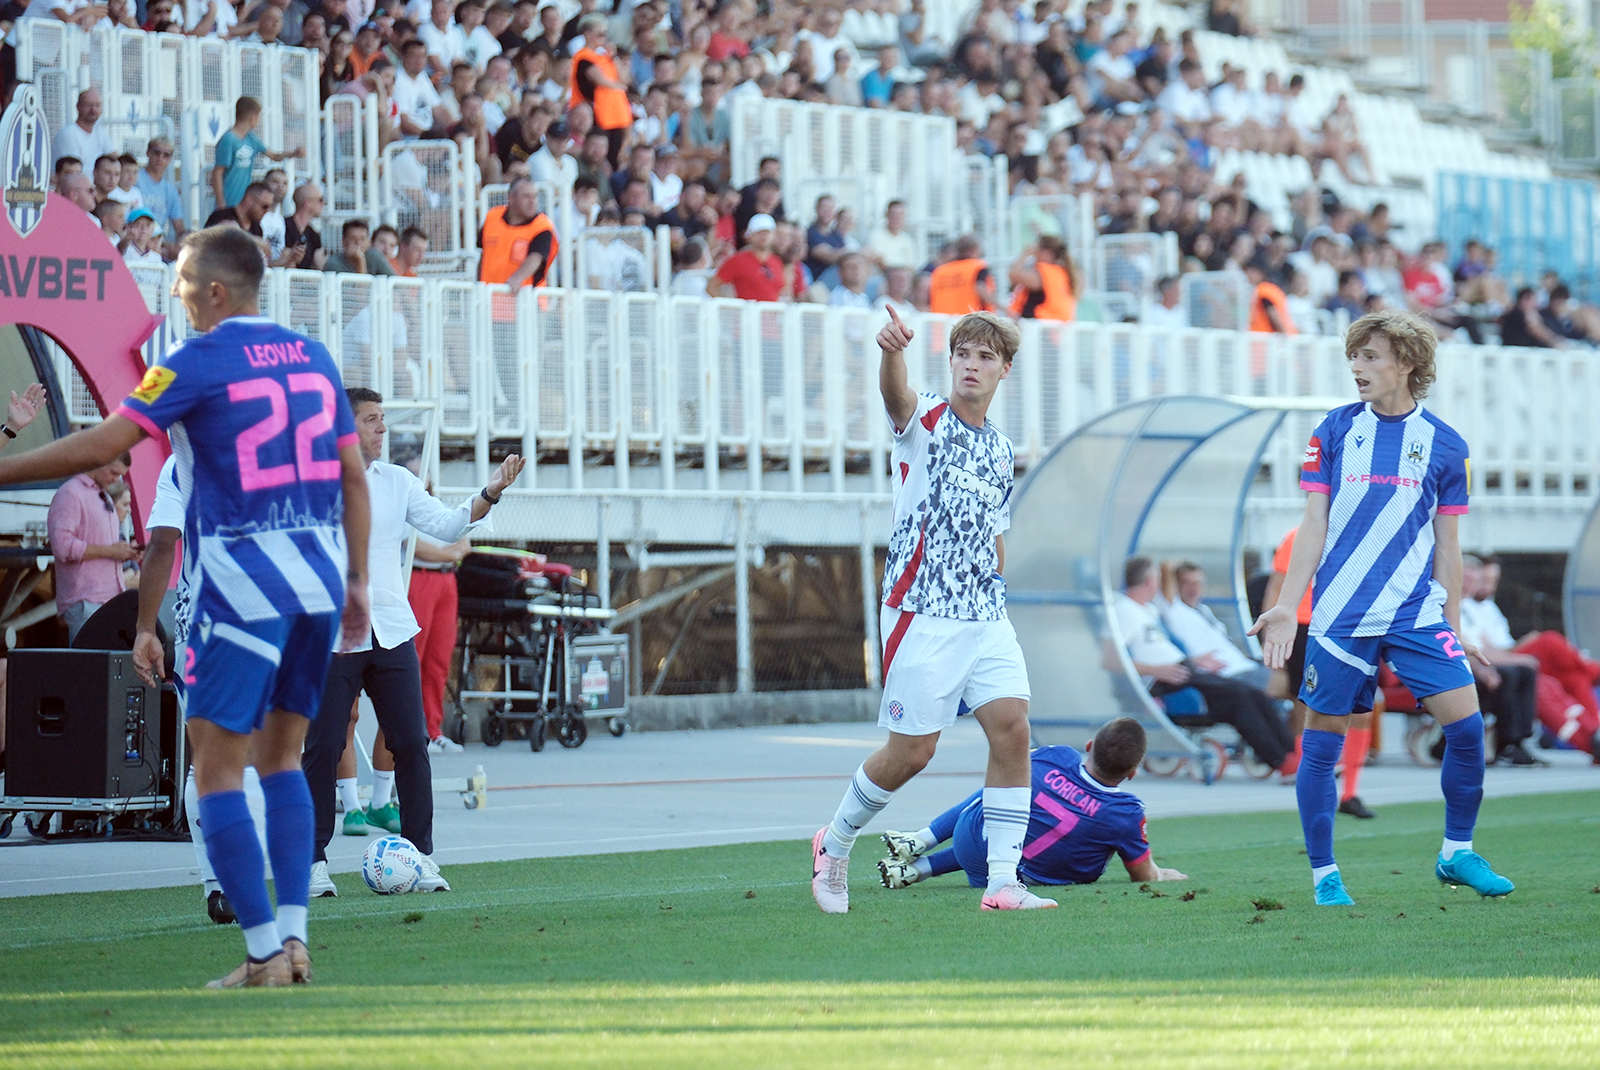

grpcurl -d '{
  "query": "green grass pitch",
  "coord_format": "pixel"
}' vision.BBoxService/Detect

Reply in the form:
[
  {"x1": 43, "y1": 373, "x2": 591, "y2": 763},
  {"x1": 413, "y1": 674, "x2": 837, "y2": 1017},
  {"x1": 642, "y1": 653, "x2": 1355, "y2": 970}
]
[{"x1": 2, "y1": 790, "x2": 1598, "y2": 1069}]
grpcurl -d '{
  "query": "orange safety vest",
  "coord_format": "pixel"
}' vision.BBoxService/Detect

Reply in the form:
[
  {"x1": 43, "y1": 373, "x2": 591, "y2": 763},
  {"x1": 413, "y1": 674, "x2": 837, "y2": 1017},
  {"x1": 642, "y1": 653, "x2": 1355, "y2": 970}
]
[
  {"x1": 479, "y1": 206, "x2": 558, "y2": 288},
  {"x1": 1249, "y1": 280, "x2": 1297, "y2": 335},
  {"x1": 1007, "y1": 260, "x2": 1077, "y2": 322},
  {"x1": 928, "y1": 258, "x2": 994, "y2": 315},
  {"x1": 571, "y1": 47, "x2": 631, "y2": 130}
]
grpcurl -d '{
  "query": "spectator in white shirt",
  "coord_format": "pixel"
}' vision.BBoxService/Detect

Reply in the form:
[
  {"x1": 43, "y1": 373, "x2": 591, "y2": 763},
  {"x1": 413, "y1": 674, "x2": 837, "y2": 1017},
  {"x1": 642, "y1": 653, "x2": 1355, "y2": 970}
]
[
  {"x1": 883, "y1": 266, "x2": 917, "y2": 319},
  {"x1": 866, "y1": 200, "x2": 918, "y2": 272},
  {"x1": 393, "y1": 38, "x2": 450, "y2": 137},
  {"x1": 120, "y1": 208, "x2": 166, "y2": 266},
  {"x1": 1155, "y1": 59, "x2": 1213, "y2": 140},
  {"x1": 1142, "y1": 275, "x2": 1188, "y2": 329},
  {"x1": 828, "y1": 253, "x2": 873, "y2": 309},
  {"x1": 1087, "y1": 28, "x2": 1141, "y2": 106},
  {"x1": 52, "y1": 89, "x2": 114, "y2": 170},
  {"x1": 799, "y1": 7, "x2": 855, "y2": 84},
  {"x1": 453, "y1": 0, "x2": 502, "y2": 67},
  {"x1": 418, "y1": 0, "x2": 465, "y2": 70}
]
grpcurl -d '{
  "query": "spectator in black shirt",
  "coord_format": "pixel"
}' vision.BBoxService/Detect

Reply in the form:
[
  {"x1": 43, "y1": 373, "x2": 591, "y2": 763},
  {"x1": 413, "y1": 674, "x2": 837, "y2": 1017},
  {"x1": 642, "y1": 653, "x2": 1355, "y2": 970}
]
[
  {"x1": 495, "y1": 94, "x2": 549, "y2": 171},
  {"x1": 499, "y1": 0, "x2": 536, "y2": 53},
  {"x1": 283, "y1": 181, "x2": 326, "y2": 270},
  {"x1": 734, "y1": 178, "x2": 786, "y2": 243},
  {"x1": 660, "y1": 181, "x2": 713, "y2": 239},
  {"x1": 1323, "y1": 270, "x2": 1367, "y2": 322},
  {"x1": 1499, "y1": 287, "x2": 1565, "y2": 349}
]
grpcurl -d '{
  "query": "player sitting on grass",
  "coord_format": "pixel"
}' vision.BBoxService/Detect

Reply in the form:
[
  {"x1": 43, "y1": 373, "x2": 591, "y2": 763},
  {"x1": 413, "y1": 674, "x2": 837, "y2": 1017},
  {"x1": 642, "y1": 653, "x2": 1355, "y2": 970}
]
[
  {"x1": 812, "y1": 307, "x2": 1051, "y2": 914},
  {"x1": 1250, "y1": 309, "x2": 1511, "y2": 907},
  {"x1": 878, "y1": 718, "x2": 1186, "y2": 890}
]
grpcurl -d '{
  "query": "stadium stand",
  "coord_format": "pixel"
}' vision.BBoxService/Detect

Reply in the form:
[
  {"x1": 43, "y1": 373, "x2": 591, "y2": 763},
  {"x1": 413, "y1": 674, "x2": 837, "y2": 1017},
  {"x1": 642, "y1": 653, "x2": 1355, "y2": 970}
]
[{"x1": 12, "y1": 1, "x2": 1600, "y2": 555}]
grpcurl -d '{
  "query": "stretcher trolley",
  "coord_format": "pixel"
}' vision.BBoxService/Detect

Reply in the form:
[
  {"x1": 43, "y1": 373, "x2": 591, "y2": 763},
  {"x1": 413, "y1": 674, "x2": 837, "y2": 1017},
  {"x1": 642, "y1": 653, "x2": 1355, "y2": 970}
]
[{"x1": 449, "y1": 549, "x2": 628, "y2": 750}]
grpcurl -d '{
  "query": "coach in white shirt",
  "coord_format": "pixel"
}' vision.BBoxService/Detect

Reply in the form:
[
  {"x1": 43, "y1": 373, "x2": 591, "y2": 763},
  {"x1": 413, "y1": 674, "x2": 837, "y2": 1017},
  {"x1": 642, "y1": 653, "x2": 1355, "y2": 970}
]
[{"x1": 301, "y1": 386, "x2": 525, "y2": 895}]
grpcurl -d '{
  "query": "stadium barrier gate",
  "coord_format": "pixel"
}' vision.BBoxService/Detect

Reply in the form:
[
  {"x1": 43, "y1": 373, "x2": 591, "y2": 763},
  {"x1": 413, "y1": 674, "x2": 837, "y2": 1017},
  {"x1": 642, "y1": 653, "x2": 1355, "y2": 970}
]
[{"x1": 55, "y1": 268, "x2": 1600, "y2": 518}]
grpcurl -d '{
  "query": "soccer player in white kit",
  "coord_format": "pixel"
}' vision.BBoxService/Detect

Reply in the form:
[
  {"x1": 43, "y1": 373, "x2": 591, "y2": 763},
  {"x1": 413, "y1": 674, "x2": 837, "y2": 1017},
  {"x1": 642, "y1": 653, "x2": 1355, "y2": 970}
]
[{"x1": 811, "y1": 308, "x2": 1054, "y2": 913}]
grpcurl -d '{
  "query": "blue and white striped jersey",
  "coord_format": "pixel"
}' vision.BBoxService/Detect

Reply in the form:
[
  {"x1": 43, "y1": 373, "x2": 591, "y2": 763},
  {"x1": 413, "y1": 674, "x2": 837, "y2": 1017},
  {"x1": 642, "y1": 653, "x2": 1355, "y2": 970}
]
[
  {"x1": 1300, "y1": 402, "x2": 1470, "y2": 638},
  {"x1": 116, "y1": 316, "x2": 358, "y2": 626}
]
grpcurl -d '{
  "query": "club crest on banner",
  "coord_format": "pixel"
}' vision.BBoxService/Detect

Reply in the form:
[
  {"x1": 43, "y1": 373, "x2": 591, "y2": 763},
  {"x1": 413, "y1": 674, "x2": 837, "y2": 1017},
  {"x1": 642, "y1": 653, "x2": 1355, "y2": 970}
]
[{"x1": 1, "y1": 85, "x2": 50, "y2": 240}]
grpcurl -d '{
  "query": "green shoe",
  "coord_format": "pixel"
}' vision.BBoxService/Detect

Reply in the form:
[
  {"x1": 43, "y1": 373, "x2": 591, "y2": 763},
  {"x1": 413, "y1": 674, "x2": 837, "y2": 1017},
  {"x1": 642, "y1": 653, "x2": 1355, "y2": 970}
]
[
  {"x1": 341, "y1": 810, "x2": 371, "y2": 836},
  {"x1": 366, "y1": 802, "x2": 402, "y2": 834}
]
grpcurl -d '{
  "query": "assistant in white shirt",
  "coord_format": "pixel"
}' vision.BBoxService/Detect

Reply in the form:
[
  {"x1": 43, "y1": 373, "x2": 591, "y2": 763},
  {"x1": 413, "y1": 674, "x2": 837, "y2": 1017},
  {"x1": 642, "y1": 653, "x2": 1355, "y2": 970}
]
[{"x1": 340, "y1": 459, "x2": 492, "y2": 653}]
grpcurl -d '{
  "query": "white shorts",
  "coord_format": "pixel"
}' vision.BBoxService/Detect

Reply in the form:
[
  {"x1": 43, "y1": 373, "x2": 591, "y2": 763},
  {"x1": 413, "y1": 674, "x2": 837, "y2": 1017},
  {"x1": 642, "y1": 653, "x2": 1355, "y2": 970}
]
[{"x1": 878, "y1": 606, "x2": 1031, "y2": 736}]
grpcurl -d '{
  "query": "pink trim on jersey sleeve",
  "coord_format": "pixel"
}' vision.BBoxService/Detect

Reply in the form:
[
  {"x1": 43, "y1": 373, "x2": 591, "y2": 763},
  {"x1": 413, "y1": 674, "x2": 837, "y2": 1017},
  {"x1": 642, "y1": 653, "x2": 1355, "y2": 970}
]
[
  {"x1": 336, "y1": 432, "x2": 359, "y2": 449},
  {"x1": 114, "y1": 404, "x2": 166, "y2": 444},
  {"x1": 1123, "y1": 850, "x2": 1152, "y2": 870},
  {"x1": 1436, "y1": 504, "x2": 1469, "y2": 515},
  {"x1": 1300, "y1": 480, "x2": 1330, "y2": 494}
]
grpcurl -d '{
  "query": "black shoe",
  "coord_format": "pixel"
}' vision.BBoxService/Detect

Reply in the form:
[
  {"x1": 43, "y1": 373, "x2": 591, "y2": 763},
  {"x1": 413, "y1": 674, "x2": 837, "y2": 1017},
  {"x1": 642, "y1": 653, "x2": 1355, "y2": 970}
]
[
  {"x1": 1498, "y1": 743, "x2": 1547, "y2": 767},
  {"x1": 1338, "y1": 796, "x2": 1377, "y2": 819},
  {"x1": 207, "y1": 889, "x2": 237, "y2": 925}
]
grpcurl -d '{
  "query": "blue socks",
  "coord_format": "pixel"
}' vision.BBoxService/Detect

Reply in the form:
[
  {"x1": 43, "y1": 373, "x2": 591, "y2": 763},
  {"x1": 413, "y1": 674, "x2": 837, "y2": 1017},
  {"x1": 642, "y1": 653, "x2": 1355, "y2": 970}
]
[
  {"x1": 928, "y1": 791, "x2": 981, "y2": 845},
  {"x1": 198, "y1": 790, "x2": 280, "y2": 959},
  {"x1": 1440, "y1": 713, "x2": 1486, "y2": 842},
  {"x1": 925, "y1": 847, "x2": 961, "y2": 878},
  {"x1": 260, "y1": 769, "x2": 315, "y2": 945},
  {"x1": 1296, "y1": 729, "x2": 1343, "y2": 870}
]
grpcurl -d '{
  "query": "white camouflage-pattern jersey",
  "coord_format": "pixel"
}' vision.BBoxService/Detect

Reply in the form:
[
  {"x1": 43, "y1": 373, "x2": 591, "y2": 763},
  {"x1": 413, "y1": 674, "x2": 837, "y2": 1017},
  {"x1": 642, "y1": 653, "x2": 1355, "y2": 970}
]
[{"x1": 883, "y1": 392, "x2": 1013, "y2": 622}]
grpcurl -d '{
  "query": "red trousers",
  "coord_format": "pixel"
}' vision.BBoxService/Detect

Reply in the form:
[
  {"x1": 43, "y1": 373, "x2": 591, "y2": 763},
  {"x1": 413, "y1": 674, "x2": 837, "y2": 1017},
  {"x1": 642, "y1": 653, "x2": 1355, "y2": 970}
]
[{"x1": 408, "y1": 567, "x2": 459, "y2": 740}]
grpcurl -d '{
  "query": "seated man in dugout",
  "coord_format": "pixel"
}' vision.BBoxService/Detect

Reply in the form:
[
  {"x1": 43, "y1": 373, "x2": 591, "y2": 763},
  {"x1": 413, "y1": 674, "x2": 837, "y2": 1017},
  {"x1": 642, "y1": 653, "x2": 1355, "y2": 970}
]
[{"x1": 1115, "y1": 555, "x2": 1296, "y2": 778}]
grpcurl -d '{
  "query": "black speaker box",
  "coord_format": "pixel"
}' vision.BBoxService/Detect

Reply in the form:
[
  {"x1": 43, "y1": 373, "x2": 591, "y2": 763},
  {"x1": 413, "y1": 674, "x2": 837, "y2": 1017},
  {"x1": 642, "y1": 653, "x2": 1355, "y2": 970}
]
[{"x1": 5, "y1": 650, "x2": 162, "y2": 799}]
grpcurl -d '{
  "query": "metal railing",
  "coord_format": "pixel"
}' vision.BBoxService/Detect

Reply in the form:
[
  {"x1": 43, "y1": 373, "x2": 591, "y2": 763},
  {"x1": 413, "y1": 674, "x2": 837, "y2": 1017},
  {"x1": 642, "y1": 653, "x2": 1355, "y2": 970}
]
[
  {"x1": 14, "y1": 22, "x2": 321, "y2": 229},
  {"x1": 68, "y1": 266, "x2": 1600, "y2": 515},
  {"x1": 728, "y1": 96, "x2": 961, "y2": 264}
]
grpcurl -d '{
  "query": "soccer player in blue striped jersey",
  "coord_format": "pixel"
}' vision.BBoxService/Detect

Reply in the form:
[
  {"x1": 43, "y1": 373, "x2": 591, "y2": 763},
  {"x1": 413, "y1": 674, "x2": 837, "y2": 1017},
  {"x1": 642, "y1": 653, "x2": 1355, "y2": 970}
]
[
  {"x1": 1250, "y1": 310, "x2": 1512, "y2": 906},
  {"x1": 0, "y1": 227, "x2": 372, "y2": 985}
]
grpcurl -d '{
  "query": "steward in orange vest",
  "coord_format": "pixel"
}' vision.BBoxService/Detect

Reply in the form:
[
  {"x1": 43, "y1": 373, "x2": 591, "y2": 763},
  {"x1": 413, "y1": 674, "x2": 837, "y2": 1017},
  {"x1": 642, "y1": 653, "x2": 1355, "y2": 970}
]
[
  {"x1": 1246, "y1": 261, "x2": 1296, "y2": 334},
  {"x1": 570, "y1": 15, "x2": 631, "y2": 167},
  {"x1": 478, "y1": 179, "x2": 558, "y2": 289},
  {"x1": 1007, "y1": 236, "x2": 1079, "y2": 322},
  {"x1": 928, "y1": 236, "x2": 997, "y2": 315}
]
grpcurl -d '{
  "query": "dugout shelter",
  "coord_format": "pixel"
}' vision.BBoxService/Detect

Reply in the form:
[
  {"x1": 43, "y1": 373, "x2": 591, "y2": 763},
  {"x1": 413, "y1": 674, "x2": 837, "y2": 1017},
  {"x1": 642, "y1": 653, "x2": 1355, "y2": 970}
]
[{"x1": 1005, "y1": 395, "x2": 1332, "y2": 768}]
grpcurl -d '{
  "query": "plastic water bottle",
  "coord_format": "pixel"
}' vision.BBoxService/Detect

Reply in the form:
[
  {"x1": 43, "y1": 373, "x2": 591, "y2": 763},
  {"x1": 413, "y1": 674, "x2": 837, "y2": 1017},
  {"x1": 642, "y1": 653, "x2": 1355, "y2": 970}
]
[{"x1": 464, "y1": 764, "x2": 488, "y2": 810}]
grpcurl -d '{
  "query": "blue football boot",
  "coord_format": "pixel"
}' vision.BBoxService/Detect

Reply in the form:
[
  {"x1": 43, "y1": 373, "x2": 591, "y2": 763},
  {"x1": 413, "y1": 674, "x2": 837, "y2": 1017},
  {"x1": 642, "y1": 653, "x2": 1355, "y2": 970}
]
[
  {"x1": 1314, "y1": 870, "x2": 1355, "y2": 906},
  {"x1": 1436, "y1": 851, "x2": 1515, "y2": 897}
]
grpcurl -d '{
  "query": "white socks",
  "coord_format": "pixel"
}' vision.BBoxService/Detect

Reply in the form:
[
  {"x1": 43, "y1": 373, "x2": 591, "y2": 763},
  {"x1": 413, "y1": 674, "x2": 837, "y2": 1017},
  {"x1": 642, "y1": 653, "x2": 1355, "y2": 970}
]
[
  {"x1": 912, "y1": 826, "x2": 938, "y2": 852},
  {"x1": 276, "y1": 905, "x2": 308, "y2": 945},
  {"x1": 822, "y1": 765, "x2": 894, "y2": 857},
  {"x1": 982, "y1": 786, "x2": 1030, "y2": 892},
  {"x1": 241, "y1": 921, "x2": 283, "y2": 961},
  {"x1": 911, "y1": 857, "x2": 934, "y2": 881},
  {"x1": 337, "y1": 777, "x2": 362, "y2": 816},
  {"x1": 1442, "y1": 838, "x2": 1472, "y2": 861},
  {"x1": 371, "y1": 770, "x2": 396, "y2": 810},
  {"x1": 1311, "y1": 863, "x2": 1340, "y2": 887}
]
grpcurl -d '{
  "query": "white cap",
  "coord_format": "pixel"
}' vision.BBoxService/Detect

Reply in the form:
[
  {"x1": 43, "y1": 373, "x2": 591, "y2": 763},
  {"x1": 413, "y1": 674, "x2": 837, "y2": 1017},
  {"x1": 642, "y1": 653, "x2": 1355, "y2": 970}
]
[{"x1": 745, "y1": 213, "x2": 776, "y2": 235}]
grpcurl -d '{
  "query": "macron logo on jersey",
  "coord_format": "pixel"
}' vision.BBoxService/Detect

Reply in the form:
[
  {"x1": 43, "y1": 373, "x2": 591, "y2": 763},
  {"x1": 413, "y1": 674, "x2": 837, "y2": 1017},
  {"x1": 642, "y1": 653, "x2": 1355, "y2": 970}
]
[{"x1": 1303, "y1": 437, "x2": 1321, "y2": 472}]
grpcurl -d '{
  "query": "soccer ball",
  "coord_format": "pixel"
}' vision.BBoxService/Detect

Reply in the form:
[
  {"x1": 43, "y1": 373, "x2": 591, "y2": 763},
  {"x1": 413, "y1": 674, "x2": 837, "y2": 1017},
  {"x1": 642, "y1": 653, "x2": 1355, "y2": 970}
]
[{"x1": 362, "y1": 836, "x2": 424, "y2": 894}]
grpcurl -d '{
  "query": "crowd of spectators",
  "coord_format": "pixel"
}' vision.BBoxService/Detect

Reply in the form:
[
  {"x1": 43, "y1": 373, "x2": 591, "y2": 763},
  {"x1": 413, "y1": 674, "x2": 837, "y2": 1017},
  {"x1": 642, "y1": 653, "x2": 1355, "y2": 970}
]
[{"x1": 11, "y1": 0, "x2": 1600, "y2": 348}]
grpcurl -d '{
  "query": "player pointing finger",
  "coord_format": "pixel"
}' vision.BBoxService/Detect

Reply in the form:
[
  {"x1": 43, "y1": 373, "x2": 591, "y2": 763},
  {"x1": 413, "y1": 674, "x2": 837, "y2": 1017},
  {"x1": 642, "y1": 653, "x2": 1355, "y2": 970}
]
[{"x1": 877, "y1": 304, "x2": 914, "y2": 354}]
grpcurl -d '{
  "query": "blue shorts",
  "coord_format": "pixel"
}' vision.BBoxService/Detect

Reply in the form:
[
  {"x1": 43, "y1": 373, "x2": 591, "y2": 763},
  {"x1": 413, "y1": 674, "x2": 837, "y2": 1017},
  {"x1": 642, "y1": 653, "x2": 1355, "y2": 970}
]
[
  {"x1": 185, "y1": 612, "x2": 340, "y2": 734},
  {"x1": 1299, "y1": 625, "x2": 1475, "y2": 716}
]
